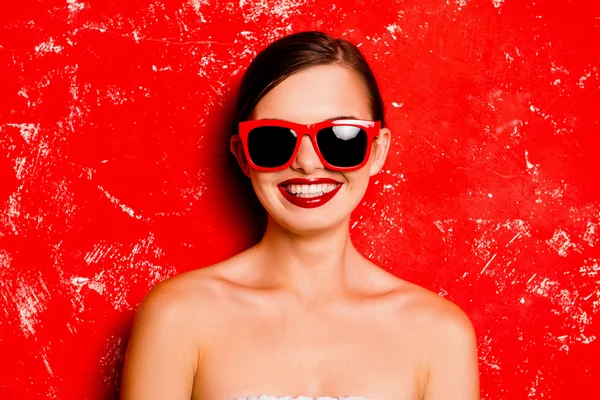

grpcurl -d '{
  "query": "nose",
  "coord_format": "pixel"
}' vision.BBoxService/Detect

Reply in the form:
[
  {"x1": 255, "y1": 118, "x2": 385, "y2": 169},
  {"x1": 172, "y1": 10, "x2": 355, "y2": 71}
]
[{"x1": 290, "y1": 135, "x2": 324, "y2": 174}]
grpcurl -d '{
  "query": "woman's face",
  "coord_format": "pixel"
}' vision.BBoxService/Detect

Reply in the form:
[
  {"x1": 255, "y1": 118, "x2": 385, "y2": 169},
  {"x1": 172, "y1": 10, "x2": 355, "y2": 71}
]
[{"x1": 235, "y1": 64, "x2": 390, "y2": 234}]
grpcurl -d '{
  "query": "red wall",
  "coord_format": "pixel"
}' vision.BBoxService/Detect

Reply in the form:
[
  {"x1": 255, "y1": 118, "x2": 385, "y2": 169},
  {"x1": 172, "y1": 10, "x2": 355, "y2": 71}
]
[{"x1": 1, "y1": 1, "x2": 598, "y2": 399}]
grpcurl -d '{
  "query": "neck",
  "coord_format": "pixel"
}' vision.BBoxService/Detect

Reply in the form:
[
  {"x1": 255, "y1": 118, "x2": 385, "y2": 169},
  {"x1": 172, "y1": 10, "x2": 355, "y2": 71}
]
[{"x1": 254, "y1": 215, "x2": 361, "y2": 301}]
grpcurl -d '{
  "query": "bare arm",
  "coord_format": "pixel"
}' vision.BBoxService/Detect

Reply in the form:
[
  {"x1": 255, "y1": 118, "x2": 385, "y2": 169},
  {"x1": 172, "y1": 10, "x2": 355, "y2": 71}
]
[
  {"x1": 423, "y1": 304, "x2": 480, "y2": 400},
  {"x1": 120, "y1": 282, "x2": 199, "y2": 400}
]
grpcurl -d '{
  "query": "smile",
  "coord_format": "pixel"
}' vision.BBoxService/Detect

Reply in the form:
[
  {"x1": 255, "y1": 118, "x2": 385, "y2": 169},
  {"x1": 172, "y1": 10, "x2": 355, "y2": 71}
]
[
  {"x1": 281, "y1": 183, "x2": 339, "y2": 198},
  {"x1": 277, "y1": 178, "x2": 342, "y2": 208}
]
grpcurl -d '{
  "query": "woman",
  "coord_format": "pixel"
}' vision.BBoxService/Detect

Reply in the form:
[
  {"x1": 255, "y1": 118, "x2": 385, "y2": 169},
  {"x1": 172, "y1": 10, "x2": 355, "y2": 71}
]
[{"x1": 120, "y1": 31, "x2": 480, "y2": 400}]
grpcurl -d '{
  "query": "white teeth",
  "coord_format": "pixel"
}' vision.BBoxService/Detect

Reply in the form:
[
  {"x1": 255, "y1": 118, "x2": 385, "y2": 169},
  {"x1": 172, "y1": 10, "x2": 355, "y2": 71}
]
[{"x1": 282, "y1": 183, "x2": 339, "y2": 197}]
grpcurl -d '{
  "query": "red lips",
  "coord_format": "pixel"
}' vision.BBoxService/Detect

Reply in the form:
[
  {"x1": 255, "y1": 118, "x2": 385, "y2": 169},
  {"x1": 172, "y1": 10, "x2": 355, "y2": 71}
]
[{"x1": 277, "y1": 177, "x2": 342, "y2": 209}]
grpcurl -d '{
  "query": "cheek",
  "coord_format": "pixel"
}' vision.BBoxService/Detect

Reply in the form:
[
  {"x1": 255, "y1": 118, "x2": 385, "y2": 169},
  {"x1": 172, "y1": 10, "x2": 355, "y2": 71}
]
[
  {"x1": 249, "y1": 171, "x2": 279, "y2": 201},
  {"x1": 345, "y1": 169, "x2": 371, "y2": 190}
]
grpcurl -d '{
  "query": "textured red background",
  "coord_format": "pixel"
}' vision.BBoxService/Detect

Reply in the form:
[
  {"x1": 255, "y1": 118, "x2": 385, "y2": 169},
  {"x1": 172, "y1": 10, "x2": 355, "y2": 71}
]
[{"x1": 1, "y1": 0, "x2": 599, "y2": 399}]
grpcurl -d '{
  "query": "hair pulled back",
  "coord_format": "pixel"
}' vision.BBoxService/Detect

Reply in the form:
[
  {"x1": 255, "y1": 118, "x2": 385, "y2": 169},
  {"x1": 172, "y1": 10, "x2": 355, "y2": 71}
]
[{"x1": 232, "y1": 31, "x2": 386, "y2": 135}]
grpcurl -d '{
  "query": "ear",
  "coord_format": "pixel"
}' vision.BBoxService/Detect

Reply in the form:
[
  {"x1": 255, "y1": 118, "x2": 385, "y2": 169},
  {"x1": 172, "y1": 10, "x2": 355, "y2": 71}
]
[
  {"x1": 230, "y1": 135, "x2": 251, "y2": 177},
  {"x1": 368, "y1": 127, "x2": 391, "y2": 176}
]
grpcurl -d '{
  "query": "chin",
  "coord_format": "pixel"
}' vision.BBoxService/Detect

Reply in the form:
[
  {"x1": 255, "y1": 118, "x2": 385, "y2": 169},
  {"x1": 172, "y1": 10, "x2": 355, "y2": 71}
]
[
  {"x1": 273, "y1": 211, "x2": 350, "y2": 235},
  {"x1": 271, "y1": 195, "x2": 364, "y2": 235}
]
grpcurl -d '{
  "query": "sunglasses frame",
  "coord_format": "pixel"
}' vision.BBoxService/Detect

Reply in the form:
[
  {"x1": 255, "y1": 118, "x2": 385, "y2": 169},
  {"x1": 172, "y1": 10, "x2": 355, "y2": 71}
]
[{"x1": 234, "y1": 118, "x2": 381, "y2": 172}]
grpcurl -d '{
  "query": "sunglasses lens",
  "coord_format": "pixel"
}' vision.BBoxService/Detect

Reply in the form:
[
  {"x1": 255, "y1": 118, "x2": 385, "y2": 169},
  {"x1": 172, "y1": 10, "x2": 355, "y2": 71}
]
[
  {"x1": 247, "y1": 126, "x2": 297, "y2": 168},
  {"x1": 316, "y1": 125, "x2": 368, "y2": 168}
]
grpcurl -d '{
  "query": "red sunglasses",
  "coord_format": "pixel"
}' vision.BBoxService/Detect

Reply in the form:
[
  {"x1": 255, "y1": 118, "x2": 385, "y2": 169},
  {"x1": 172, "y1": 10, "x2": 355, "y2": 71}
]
[{"x1": 233, "y1": 118, "x2": 381, "y2": 172}]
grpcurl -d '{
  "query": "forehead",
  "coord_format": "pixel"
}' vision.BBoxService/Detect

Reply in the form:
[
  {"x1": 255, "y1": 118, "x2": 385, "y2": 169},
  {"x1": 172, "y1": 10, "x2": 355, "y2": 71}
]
[{"x1": 251, "y1": 64, "x2": 372, "y2": 124}]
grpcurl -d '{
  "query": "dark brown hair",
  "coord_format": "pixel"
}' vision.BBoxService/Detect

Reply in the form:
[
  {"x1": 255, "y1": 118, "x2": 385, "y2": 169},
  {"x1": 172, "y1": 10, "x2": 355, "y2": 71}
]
[{"x1": 232, "y1": 30, "x2": 386, "y2": 135}]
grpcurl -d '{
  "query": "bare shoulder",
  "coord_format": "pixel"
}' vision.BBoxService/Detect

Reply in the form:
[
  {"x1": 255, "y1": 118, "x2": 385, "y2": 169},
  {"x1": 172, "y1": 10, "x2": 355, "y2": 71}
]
[
  {"x1": 365, "y1": 263, "x2": 475, "y2": 339},
  {"x1": 120, "y1": 256, "x2": 246, "y2": 399},
  {"x1": 386, "y1": 279, "x2": 479, "y2": 399},
  {"x1": 401, "y1": 281, "x2": 476, "y2": 341},
  {"x1": 367, "y1": 264, "x2": 479, "y2": 389},
  {"x1": 137, "y1": 253, "x2": 247, "y2": 322},
  {"x1": 136, "y1": 267, "x2": 213, "y2": 321}
]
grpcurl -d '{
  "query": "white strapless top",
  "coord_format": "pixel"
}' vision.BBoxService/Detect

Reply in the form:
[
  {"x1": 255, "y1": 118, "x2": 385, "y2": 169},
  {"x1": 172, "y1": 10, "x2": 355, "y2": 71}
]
[{"x1": 235, "y1": 396, "x2": 370, "y2": 400}]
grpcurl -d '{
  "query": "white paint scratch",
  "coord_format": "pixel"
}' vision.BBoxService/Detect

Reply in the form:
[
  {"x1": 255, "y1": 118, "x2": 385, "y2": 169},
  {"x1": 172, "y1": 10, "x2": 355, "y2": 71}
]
[
  {"x1": 385, "y1": 24, "x2": 402, "y2": 40},
  {"x1": 84, "y1": 243, "x2": 117, "y2": 265},
  {"x1": 506, "y1": 232, "x2": 522, "y2": 247},
  {"x1": 41, "y1": 349, "x2": 54, "y2": 376},
  {"x1": 239, "y1": 0, "x2": 308, "y2": 22},
  {"x1": 97, "y1": 185, "x2": 146, "y2": 220},
  {"x1": 15, "y1": 276, "x2": 50, "y2": 338},
  {"x1": 0, "y1": 249, "x2": 12, "y2": 272},
  {"x1": 67, "y1": 0, "x2": 86, "y2": 14},
  {"x1": 70, "y1": 272, "x2": 106, "y2": 295},
  {"x1": 189, "y1": 0, "x2": 209, "y2": 19},
  {"x1": 35, "y1": 38, "x2": 63, "y2": 55},
  {"x1": 579, "y1": 259, "x2": 599, "y2": 278},
  {"x1": 528, "y1": 274, "x2": 597, "y2": 349},
  {"x1": 583, "y1": 221, "x2": 598, "y2": 247},
  {"x1": 3, "y1": 192, "x2": 22, "y2": 235},
  {"x1": 546, "y1": 229, "x2": 583, "y2": 257},
  {"x1": 478, "y1": 335, "x2": 502, "y2": 372},
  {"x1": 479, "y1": 253, "x2": 497, "y2": 276},
  {"x1": 576, "y1": 67, "x2": 598, "y2": 89},
  {"x1": 6, "y1": 123, "x2": 39, "y2": 144},
  {"x1": 452, "y1": 0, "x2": 470, "y2": 11},
  {"x1": 527, "y1": 370, "x2": 543, "y2": 398},
  {"x1": 528, "y1": 104, "x2": 574, "y2": 135}
]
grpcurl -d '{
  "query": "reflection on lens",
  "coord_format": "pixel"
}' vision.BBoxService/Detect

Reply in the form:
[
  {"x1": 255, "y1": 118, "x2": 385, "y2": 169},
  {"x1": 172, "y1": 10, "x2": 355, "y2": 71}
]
[
  {"x1": 317, "y1": 126, "x2": 368, "y2": 168},
  {"x1": 248, "y1": 126, "x2": 297, "y2": 168},
  {"x1": 332, "y1": 126, "x2": 361, "y2": 141}
]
